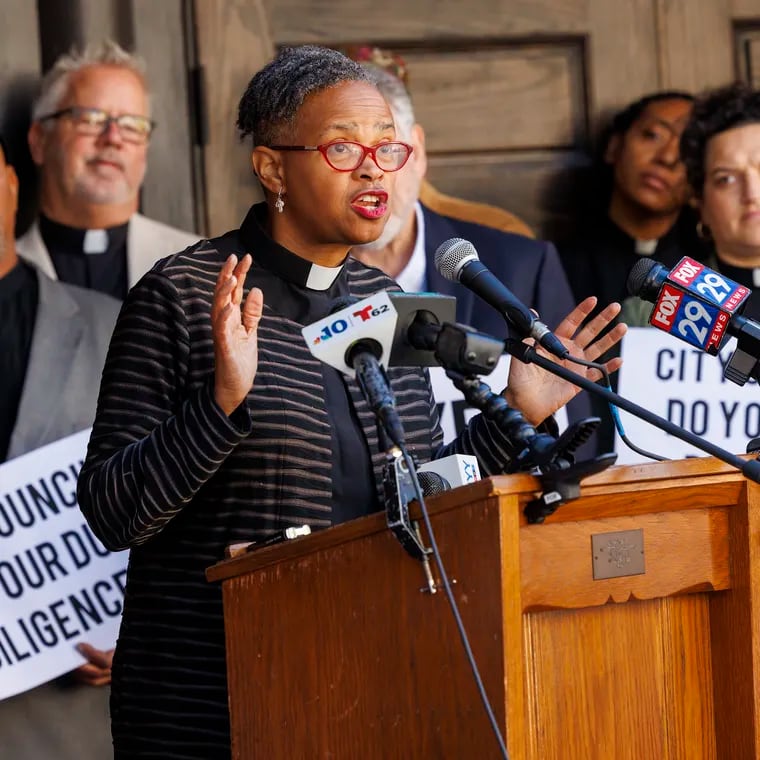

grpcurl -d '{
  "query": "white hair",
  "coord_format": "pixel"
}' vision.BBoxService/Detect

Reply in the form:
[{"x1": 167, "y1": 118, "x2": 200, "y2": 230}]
[
  {"x1": 32, "y1": 39, "x2": 148, "y2": 122},
  {"x1": 364, "y1": 67, "x2": 416, "y2": 140}
]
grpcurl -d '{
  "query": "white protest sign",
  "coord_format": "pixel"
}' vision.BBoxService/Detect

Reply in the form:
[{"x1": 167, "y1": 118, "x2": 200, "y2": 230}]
[
  {"x1": 615, "y1": 328, "x2": 760, "y2": 465},
  {"x1": 429, "y1": 355, "x2": 568, "y2": 443},
  {"x1": 0, "y1": 429, "x2": 128, "y2": 700}
]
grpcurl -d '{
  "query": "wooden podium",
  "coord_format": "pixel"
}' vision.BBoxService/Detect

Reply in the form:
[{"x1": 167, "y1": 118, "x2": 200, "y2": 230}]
[{"x1": 207, "y1": 457, "x2": 760, "y2": 759}]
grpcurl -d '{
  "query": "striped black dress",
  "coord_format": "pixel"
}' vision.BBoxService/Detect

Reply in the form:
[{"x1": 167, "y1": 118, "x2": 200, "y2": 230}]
[{"x1": 77, "y1": 209, "x2": 520, "y2": 758}]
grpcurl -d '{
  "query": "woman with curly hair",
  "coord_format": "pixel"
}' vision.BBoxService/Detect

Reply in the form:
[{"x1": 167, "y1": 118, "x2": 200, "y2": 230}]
[{"x1": 679, "y1": 81, "x2": 760, "y2": 319}]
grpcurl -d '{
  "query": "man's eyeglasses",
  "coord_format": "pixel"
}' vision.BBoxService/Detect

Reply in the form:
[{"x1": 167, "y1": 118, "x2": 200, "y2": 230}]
[
  {"x1": 39, "y1": 106, "x2": 155, "y2": 144},
  {"x1": 269, "y1": 141, "x2": 413, "y2": 172}
]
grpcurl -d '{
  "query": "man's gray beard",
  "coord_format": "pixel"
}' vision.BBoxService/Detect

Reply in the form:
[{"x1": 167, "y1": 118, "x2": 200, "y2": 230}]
[{"x1": 76, "y1": 183, "x2": 132, "y2": 206}]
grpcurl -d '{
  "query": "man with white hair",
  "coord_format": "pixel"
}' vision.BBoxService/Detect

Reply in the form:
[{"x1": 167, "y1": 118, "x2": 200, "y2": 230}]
[
  {"x1": 348, "y1": 49, "x2": 594, "y2": 447},
  {"x1": 18, "y1": 39, "x2": 198, "y2": 299},
  {"x1": 349, "y1": 50, "x2": 576, "y2": 344}
]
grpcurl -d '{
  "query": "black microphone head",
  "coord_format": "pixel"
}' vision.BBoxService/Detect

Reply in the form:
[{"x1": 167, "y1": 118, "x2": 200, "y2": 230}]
[
  {"x1": 417, "y1": 471, "x2": 451, "y2": 496},
  {"x1": 626, "y1": 258, "x2": 669, "y2": 302},
  {"x1": 434, "y1": 238, "x2": 479, "y2": 283},
  {"x1": 626, "y1": 258, "x2": 658, "y2": 295}
]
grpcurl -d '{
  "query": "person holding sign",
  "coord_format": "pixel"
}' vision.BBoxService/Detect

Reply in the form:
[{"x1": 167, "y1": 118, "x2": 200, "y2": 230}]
[
  {"x1": 77, "y1": 45, "x2": 627, "y2": 758},
  {"x1": 0, "y1": 136, "x2": 120, "y2": 757}
]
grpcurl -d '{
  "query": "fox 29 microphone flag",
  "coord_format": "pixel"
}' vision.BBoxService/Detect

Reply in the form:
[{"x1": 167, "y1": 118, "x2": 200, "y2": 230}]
[{"x1": 627, "y1": 255, "x2": 750, "y2": 354}]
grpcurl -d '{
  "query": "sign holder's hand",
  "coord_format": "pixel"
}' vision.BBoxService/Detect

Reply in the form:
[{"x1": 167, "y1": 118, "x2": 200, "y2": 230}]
[{"x1": 72, "y1": 644, "x2": 114, "y2": 687}]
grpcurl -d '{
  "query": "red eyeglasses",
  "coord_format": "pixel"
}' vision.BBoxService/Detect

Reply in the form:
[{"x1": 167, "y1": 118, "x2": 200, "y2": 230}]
[{"x1": 269, "y1": 140, "x2": 413, "y2": 172}]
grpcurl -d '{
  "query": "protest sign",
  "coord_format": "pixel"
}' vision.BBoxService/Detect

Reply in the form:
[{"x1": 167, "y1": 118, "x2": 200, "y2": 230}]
[
  {"x1": 0, "y1": 430, "x2": 128, "y2": 700},
  {"x1": 615, "y1": 328, "x2": 759, "y2": 465}
]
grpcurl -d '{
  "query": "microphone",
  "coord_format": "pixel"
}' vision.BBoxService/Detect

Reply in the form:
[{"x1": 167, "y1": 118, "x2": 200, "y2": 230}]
[
  {"x1": 302, "y1": 289, "x2": 503, "y2": 376},
  {"x1": 302, "y1": 290, "x2": 455, "y2": 376},
  {"x1": 434, "y1": 237, "x2": 569, "y2": 359},
  {"x1": 626, "y1": 256, "x2": 760, "y2": 384},
  {"x1": 417, "y1": 471, "x2": 450, "y2": 496},
  {"x1": 314, "y1": 294, "x2": 406, "y2": 447},
  {"x1": 418, "y1": 454, "x2": 481, "y2": 489}
]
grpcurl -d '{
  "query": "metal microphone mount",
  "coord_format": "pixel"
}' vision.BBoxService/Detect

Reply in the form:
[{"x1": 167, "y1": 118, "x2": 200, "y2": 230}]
[{"x1": 447, "y1": 371, "x2": 616, "y2": 524}]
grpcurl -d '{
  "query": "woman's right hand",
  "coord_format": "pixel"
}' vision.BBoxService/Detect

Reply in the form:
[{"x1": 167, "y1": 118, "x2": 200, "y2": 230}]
[{"x1": 211, "y1": 254, "x2": 264, "y2": 415}]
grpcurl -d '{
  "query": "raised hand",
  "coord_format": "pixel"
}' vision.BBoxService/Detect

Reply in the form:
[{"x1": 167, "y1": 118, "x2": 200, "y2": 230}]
[
  {"x1": 211, "y1": 254, "x2": 264, "y2": 415},
  {"x1": 504, "y1": 297, "x2": 627, "y2": 425}
]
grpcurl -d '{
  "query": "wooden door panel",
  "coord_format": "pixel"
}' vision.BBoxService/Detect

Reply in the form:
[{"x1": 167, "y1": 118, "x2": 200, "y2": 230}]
[
  {"x1": 656, "y1": 0, "x2": 734, "y2": 91},
  {"x1": 587, "y1": 0, "x2": 660, "y2": 123},
  {"x1": 736, "y1": 25, "x2": 760, "y2": 84},
  {"x1": 425, "y1": 151, "x2": 588, "y2": 241},
  {"x1": 266, "y1": 0, "x2": 589, "y2": 41},
  {"x1": 402, "y1": 42, "x2": 586, "y2": 152},
  {"x1": 133, "y1": 0, "x2": 197, "y2": 233}
]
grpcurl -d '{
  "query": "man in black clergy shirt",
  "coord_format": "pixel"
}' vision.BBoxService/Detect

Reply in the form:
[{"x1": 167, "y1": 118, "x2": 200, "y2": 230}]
[{"x1": 16, "y1": 40, "x2": 198, "y2": 300}]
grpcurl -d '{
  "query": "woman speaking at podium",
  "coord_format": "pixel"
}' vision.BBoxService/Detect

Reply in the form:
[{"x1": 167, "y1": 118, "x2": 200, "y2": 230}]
[{"x1": 77, "y1": 45, "x2": 625, "y2": 758}]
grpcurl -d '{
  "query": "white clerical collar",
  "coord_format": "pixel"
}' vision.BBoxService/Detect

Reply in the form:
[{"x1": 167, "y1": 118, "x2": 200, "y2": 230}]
[
  {"x1": 634, "y1": 238, "x2": 658, "y2": 256},
  {"x1": 395, "y1": 202, "x2": 428, "y2": 292},
  {"x1": 83, "y1": 229, "x2": 109, "y2": 254},
  {"x1": 240, "y1": 204, "x2": 345, "y2": 291},
  {"x1": 305, "y1": 261, "x2": 344, "y2": 290}
]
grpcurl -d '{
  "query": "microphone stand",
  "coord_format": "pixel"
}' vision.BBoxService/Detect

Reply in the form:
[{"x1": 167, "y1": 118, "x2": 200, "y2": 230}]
[
  {"x1": 504, "y1": 338, "x2": 760, "y2": 484},
  {"x1": 448, "y1": 370, "x2": 616, "y2": 523}
]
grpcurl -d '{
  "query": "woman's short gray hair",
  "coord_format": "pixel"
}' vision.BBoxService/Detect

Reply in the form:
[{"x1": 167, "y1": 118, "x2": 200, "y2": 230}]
[
  {"x1": 237, "y1": 45, "x2": 374, "y2": 146},
  {"x1": 32, "y1": 39, "x2": 148, "y2": 123}
]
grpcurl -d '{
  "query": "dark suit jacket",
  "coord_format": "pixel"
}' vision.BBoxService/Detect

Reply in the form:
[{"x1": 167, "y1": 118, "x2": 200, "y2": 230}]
[{"x1": 421, "y1": 202, "x2": 597, "y2": 454}]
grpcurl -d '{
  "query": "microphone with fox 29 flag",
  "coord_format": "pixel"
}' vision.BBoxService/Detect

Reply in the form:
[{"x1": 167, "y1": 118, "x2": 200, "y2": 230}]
[{"x1": 627, "y1": 256, "x2": 751, "y2": 354}]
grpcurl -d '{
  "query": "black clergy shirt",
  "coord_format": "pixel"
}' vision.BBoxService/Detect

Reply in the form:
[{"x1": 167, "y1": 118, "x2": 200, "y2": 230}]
[
  {"x1": 239, "y1": 204, "x2": 380, "y2": 523},
  {"x1": 0, "y1": 261, "x2": 38, "y2": 462},
  {"x1": 39, "y1": 213, "x2": 129, "y2": 300}
]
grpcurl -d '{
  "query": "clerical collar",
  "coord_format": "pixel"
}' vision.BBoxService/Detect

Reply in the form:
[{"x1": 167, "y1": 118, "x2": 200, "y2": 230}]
[
  {"x1": 239, "y1": 203, "x2": 345, "y2": 290},
  {"x1": 603, "y1": 216, "x2": 674, "y2": 254},
  {"x1": 634, "y1": 238, "x2": 658, "y2": 256},
  {"x1": 38, "y1": 213, "x2": 129, "y2": 256},
  {"x1": 715, "y1": 258, "x2": 760, "y2": 290}
]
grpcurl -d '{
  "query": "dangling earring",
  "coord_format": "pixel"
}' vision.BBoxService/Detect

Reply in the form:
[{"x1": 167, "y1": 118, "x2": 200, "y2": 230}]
[
  {"x1": 275, "y1": 187, "x2": 285, "y2": 214},
  {"x1": 696, "y1": 221, "x2": 710, "y2": 240}
]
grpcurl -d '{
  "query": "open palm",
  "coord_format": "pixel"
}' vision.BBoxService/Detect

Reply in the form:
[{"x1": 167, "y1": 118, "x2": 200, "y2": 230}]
[
  {"x1": 505, "y1": 297, "x2": 627, "y2": 425},
  {"x1": 212, "y1": 254, "x2": 264, "y2": 415}
]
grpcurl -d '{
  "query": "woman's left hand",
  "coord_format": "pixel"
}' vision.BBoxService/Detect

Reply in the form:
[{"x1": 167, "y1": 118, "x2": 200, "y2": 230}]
[{"x1": 504, "y1": 297, "x2": 627, "y2": 425}]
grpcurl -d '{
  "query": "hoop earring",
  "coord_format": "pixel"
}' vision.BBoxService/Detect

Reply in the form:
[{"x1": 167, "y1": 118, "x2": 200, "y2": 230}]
[{"x1": 275, "y1": 188, "x2": 285, "y2": 214}]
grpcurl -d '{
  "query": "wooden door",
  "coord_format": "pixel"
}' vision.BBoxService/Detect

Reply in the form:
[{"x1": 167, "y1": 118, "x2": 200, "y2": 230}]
[{"x1": 193, "y1": 0, "x2": 760, "y2": 240}]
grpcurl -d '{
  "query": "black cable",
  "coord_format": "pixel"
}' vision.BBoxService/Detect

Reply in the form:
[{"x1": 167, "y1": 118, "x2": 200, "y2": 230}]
[{"x1": 400, "y1": 445, "x2": 510, "y2": 760}]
